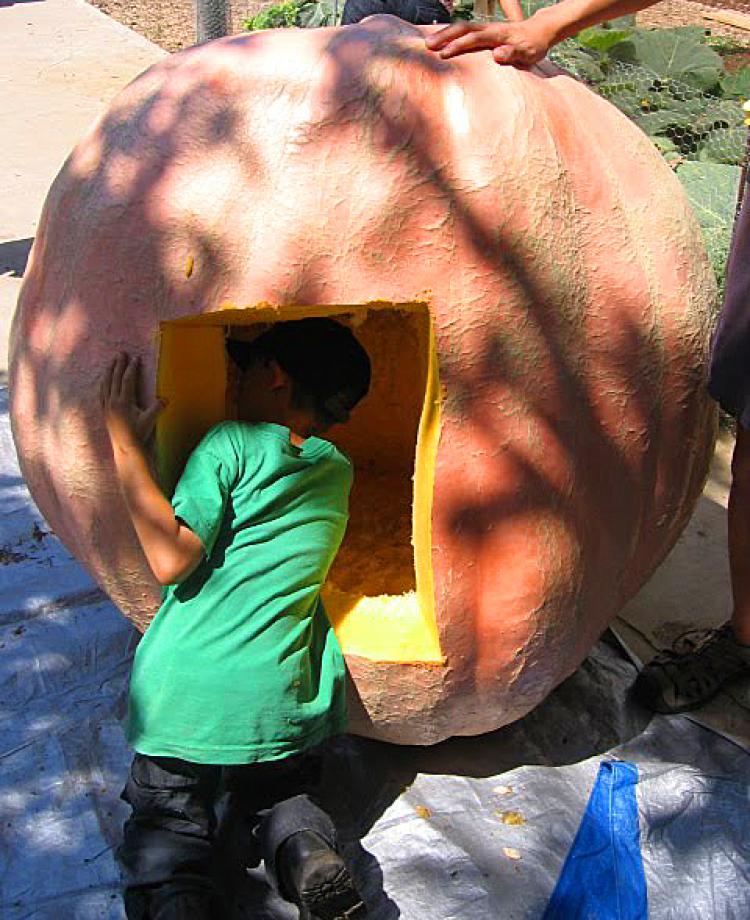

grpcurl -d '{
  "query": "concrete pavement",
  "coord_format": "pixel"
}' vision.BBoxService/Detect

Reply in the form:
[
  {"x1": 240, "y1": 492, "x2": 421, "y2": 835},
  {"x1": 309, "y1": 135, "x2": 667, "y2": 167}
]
[{"x1": 0, "y1": 0, "x2": 165, "y2": 377}]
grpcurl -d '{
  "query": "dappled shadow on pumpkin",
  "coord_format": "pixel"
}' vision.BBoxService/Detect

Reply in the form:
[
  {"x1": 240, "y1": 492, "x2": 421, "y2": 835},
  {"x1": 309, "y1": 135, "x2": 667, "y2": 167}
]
[
  {"x1": 431, "y1": 223, "x2": 709, "y2": 713},
  {"x1": 9, "y1": 11, "x2": 714, "y2": 730},
  {"x1": 312, "y1": 18, "x2": 713, "y2": 723},
  {"x1": 7, "y1": 22, "x2": 410, "y2": 616}
]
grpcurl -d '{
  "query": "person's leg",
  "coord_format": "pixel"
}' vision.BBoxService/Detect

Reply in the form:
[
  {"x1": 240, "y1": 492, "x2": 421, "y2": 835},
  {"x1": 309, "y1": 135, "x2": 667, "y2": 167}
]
[
  {"x1": 218, "y1": 754, "x2": 327, "y2": 878},
  {"x1": 341, "y1": 0, "x2": 450, "y2": 26},
  {"x1": 117, "y1": 754, "x2": 223, "y2": 920},
  {"x1": 341, "y1": 0, "x2": 389, "y2": 24},
  {"x1": 728, "y1": 424, "x2": 750, "y2": 643},
  {"x1": 264, "y1": 797, "x2": 367, "y2": 919},
  {"x1": 252, "y1": 751, "x2": 367, "y2": 918},
  {"x1": 632, "y1": 425, "x2": 750, "y2": 712}
]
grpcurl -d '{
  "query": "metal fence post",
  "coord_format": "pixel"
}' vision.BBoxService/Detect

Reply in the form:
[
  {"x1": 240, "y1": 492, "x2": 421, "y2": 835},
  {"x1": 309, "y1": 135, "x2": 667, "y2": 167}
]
[{"x1": 196, "y1": 0, "x2": 230, "y2": 43}]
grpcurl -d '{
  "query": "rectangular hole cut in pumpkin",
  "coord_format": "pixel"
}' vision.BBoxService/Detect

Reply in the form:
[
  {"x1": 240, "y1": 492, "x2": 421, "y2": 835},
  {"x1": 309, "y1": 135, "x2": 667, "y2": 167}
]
[{"x1": 156, "y1": 303, "x2": 443, "y2": 664}]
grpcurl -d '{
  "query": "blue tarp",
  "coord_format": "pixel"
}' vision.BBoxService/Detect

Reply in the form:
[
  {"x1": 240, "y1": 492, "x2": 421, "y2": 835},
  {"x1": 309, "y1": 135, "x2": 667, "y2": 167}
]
[{"x1": 543, "y1": 761, "x2": 647, "y2": 920}]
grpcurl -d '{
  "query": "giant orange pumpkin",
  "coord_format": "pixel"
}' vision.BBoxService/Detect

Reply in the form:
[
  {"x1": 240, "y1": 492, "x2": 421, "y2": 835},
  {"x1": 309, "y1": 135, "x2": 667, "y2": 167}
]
[{"x1": 10, "y1": 17, "x2": 716, "y2": 744}]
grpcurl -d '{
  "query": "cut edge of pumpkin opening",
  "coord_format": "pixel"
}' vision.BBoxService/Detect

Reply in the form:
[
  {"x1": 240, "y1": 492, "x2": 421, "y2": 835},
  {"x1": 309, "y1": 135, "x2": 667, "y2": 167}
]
[{"x1": 155, "y1": 301, "x2": 443, "y2": 664}]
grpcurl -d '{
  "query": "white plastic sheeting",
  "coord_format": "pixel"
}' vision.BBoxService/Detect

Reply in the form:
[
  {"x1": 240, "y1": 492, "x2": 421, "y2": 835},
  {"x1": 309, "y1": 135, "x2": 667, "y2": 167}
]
[{"x1": 2, "y1": 383, "x2": 749, "y2": 919}]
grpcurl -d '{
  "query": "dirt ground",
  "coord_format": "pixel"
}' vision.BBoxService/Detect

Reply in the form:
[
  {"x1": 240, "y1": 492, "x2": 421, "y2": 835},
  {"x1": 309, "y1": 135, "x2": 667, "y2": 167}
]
[
  {"x1": 86, "y1": 0, "x2": 196, "y2": 51},
  {"x1": 85, "y1": 0, "x2": 265, "y2": 51},
  {"x1": 87, "y1": 0, "x2": 750, "y2": 53}
]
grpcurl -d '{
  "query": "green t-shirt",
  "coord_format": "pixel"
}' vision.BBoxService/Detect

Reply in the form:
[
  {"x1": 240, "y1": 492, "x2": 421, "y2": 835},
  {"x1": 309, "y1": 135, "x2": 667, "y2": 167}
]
[{"x1": 125, "y1": 421, "x2": 352, "y2": 765}]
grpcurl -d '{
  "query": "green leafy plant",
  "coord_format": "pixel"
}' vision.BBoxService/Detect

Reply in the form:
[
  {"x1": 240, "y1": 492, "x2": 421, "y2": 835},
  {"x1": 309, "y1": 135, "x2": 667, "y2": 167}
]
[
  {"x1": 707, "y1": 34, "x2": 749, "y2": 55},
  {"x1": 550, "y1": 24, "x2": 747, "y2": 174},
  {"x1": 577, "y1": 24, "x2": 634, "y2": 53},
  {"x1": 607, "y1": 27, "x2": 725, "y2": 91},
  {"x1": 550, "y1": 23, "x2": 748, "y2": 287},
  {"x1": 244, "y1": 0, "x2": 339, "y2": 30},
  {"x1": 451, "y1": 0, "x2": 474, "y2": 21},
  {"x1": 721, "y1": 67, "x2": 750, "y2": 99},
  {"x1": 451, "y1": 5, "x2": 748, "y2": 289}
]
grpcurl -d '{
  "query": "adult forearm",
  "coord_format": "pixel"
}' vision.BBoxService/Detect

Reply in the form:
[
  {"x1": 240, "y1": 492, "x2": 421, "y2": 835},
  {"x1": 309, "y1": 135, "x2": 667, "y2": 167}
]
[{"x1": 534, "y1": 0, "x2": 661, "y2": 44}]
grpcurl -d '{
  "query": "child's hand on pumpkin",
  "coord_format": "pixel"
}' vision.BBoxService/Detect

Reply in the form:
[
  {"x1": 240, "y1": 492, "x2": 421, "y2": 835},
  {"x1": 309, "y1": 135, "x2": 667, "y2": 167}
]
[
  {"x1": 100, "y1": 353, "x2": 166, "y2": 452},
  {"x1": 425, "y1": 17, "x2": 556, "y2": 66}
]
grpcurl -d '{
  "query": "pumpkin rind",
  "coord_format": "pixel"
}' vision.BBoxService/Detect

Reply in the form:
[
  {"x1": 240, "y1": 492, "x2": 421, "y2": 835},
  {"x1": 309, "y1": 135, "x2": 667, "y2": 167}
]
[{"x1": 10, "y1": 18, "x2": 717, "y2": 743}]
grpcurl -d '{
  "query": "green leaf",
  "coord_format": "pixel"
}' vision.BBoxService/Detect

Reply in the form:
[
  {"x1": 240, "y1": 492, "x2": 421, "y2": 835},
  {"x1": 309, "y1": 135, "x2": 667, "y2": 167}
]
[
  {"x1": 552, "y1": 46, "x2": 605, "y2": 82},
  {"x1": 451, "y1": 5, "x2": 474, "y2": 20},
  {"x1": 597, "y1": 86, "x2": 646, "y2": 118},
  {"x1": 599, "y1": 63, "x2": 660, "y2": 96},
  {"x1": 631, "y1": 109, "x2": 692, "y2": 136},
  {"x1": 694, "y1": 100, "x2": 745, "y2": 133},
  {"x1": 244, "y1": 0, "x2": 301, "y2": 29},
  {"x1": 244, "y1": 0, "x2": 340, "y2": 28},
  {"x1": 676, "y1": 161, "x2": 741, "y2": 290},
  {"x1": 664, "y1": 94, "x2": 713, "y2": 119},
  {"x1": 608, "y1": 27, "x2": 725, "y2": 91},
  {"x1": 707, "y1": 34, "x2": 747, "y2": 55},
  {"x1": 721, "y1": 67, "x2": 750, "y2": 99},
  {"x1": 698, "y1": 126, "x2": 747, "y2": 164},
  {"x1": 652, "y1": 136, "x2": 679, "y2": 154},
  {"x1": 606, "y1": 14, "x2": 636, "y2": 29},
  {"x1": 577, "y1": 26, "x2": 633, "y2": 52},
  {"x1": 596, "y1": 81, "x2": 680, "y2": 119},
  {"x1": 298, "y1": 0, "x2": 335, "y2": 27}
]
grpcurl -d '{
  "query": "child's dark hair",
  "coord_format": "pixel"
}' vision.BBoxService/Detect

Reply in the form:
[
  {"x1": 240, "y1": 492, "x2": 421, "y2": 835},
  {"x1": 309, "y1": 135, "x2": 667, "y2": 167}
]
[{"x1": 226, "y1": 318, "x2": 371, "y2": 425}]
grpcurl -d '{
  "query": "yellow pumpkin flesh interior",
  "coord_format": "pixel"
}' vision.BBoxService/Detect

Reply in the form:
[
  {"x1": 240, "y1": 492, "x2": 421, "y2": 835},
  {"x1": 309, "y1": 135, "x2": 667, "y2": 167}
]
[{"x1": 156, "y1": 303, "x2": 443, "y2": 663}]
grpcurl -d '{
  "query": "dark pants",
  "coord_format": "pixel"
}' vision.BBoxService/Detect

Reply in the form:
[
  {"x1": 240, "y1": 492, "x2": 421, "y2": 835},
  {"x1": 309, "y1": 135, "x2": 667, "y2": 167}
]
[
  {"x1": 117, "y1": 750, "x2": 338, "y2": 920},
  {"x1": 341, "y1": 0, "x2": 451, "y2": 26}
]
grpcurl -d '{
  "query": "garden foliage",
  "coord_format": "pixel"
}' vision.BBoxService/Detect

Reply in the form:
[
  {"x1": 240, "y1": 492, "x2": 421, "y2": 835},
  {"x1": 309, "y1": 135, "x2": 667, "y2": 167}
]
[
  {"x1": 547, "y1": 21, "x2": 746, "y2": 289},
  {"x1": 553, "y1": 23, "x2": 747, "y2": 165},
  {"x1": 244, "y1": 0, "x2": 338, "y2": 29}
]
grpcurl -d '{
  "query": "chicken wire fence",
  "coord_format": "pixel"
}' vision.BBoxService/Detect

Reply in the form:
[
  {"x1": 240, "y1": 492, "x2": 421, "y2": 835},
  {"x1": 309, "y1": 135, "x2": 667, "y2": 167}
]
[{"x1": 540, "y1": 8, "x2": 750, "y2": 289}]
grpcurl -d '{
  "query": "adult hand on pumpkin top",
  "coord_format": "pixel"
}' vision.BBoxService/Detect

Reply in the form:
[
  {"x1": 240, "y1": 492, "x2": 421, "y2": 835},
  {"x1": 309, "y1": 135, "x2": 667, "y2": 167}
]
[
  {"x1": 100, "y1": 352, "x2": 166, "y2": 451},
  {"x1": 425, "y1": 18, "x2": 556, "y2": 67},
  {"x1": 425, "y1": 0, "x2": 662, "y2": 65}
]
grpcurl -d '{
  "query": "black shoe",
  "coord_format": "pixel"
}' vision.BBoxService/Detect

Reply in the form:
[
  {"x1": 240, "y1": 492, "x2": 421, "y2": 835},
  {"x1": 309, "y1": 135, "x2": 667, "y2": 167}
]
[{"x1": 276, "y1": 830, "x2": 367, "y2": 920}]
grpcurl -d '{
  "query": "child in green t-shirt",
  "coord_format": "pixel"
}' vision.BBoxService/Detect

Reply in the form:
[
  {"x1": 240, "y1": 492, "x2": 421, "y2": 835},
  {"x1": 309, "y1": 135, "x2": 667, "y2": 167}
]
[{"x1": 100, "y1": 318, "x2": 371, "y2": 920}]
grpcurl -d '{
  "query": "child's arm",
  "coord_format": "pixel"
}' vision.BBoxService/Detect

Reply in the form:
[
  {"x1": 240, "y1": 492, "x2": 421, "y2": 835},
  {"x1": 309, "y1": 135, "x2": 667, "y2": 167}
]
[
  {"x1": 100, "y1": 353, "x2": 204, "y2": 586},
  {"x1": 425, "y1": 0, "x2": 660, "y2": 65}
]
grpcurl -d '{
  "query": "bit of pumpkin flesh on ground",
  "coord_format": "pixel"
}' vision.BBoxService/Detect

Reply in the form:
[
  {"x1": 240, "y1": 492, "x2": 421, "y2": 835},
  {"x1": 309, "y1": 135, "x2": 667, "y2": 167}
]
[{"x1": 497, "y1": 811, "x2": 526, "y2": 825}]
